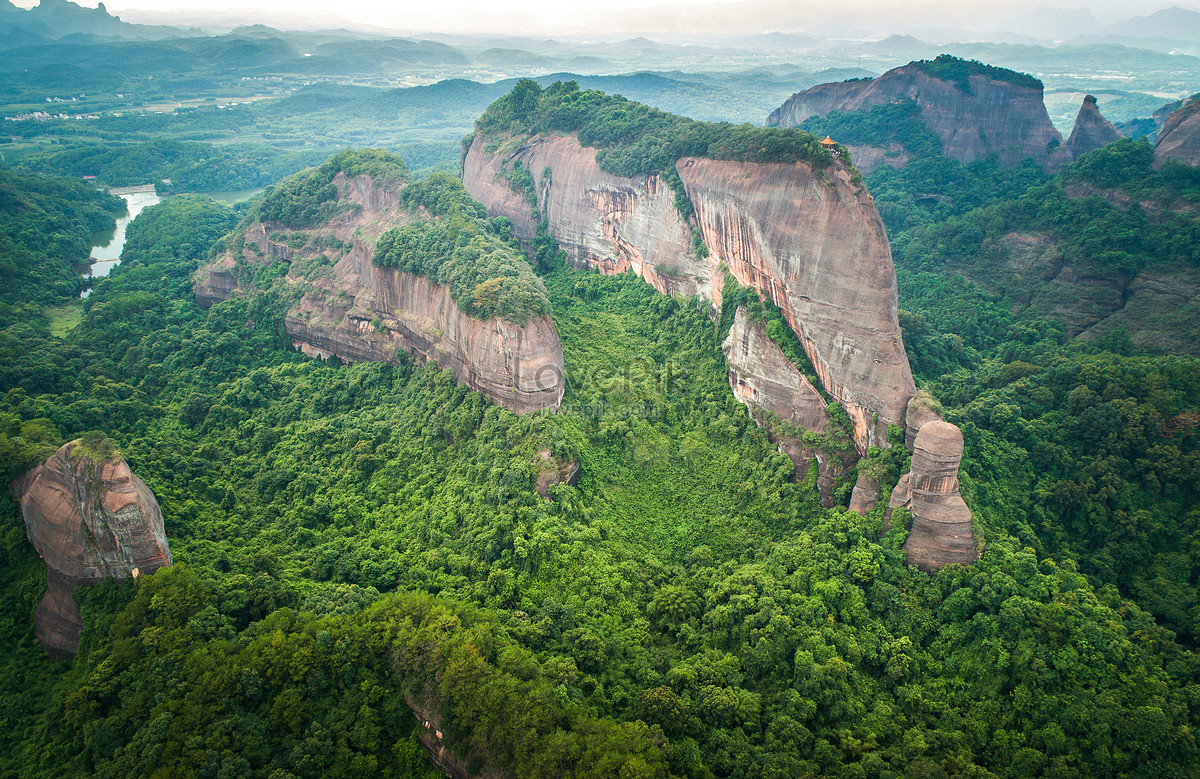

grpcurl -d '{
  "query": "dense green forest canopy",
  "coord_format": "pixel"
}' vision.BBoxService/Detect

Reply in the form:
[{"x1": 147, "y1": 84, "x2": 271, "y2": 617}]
[
  {"x1": 375, "y1": 173, "x2": 551, "y2": 325},
  {"x1": 909, "y1": 54, "x2": 1045, "y2": 93},
  {"x1": 1065, "y1": 137, "x2": 1200, "y2": 206},
  {"x1": 0, "y1": 168, "x2": 122, "y2": 341},
  {"x1": 0, "y1": 146, "x2": 1199, "y2": 778},
  {"x1": 18, "y1": 139, "x2": 326, "y2": 195},
  {"x1": 473, "y1": 79, "x2": 839, "y2": 182}
]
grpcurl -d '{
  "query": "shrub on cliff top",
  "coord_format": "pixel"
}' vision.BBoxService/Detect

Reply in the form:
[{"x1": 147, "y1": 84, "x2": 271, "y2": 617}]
[
  {"x1": 910, "y1": 54, "x2": 1043, "y2": 94},
  {"x1": 375, "y1": 173, "x2": 551, "y2": 325},
  {"x1": 255, "y1": 148, "x2": 411, "y2": 228},
  {"x1": 473, "y1": 79, "x2": 835, "y2": 180}
]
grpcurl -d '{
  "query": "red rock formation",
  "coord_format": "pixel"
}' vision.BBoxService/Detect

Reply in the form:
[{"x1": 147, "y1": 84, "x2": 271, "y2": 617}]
[
  {"x1": 461, "y1": 134, "x2": 708, "y2": 298},
  {"x1": 848, "y1": 475, "x2": 881, "y2": 514},
  {"x1": 534, "y1": 450, "x2": 580, "y2": 499},
  {"x1": 463, "y1": 135, "x2": 914, "y2": 450},
  {"x1": 20, "y1": 440, "x2": 171, "y2": 657},
  {"x1": 196, "y1": 172, "x2": 565, "y2": 416},
  {"x1": 904, "y1": 392, "x2": 943, "y2": 450},
  {"x1": 767, "y1": 64, "x2": 1073, "y2": 169},
  {"x1": 1066, "y1": 95, "x2": 1122, "y2": 159},
  {"x1": 1154, "y1": 96, "x2": 1200, "y2": 167},
  {"x1": 680, "y1": 156, "x2": 914, "y2": 449},
  {"x1": 886, "y1": 421, "x2": 979, "y2": 571},
  {"x1": 721, "y1": 305, "x2": 849, "y2": 505}
]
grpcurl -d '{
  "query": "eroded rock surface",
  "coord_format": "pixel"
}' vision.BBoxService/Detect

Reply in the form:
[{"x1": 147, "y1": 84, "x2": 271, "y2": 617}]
[
  {"x1": 534, "y1": 450, "x2": 581, "y2": 499},
  {"x1": 887, "y1": 421, "x2": 979, "y2": 572},
  {"x1": 721, "y1": 305, "x2": 847, "y2": 505},
  {"x1": 462, "y1": 134, "x2": 707, "y2": 297},
  {"x1": 1066, "y1": 95, "x2": 1121, "y2": 159},
  {"x1": 21, "y1": 441, "x2": 171, "y2": 657},
  {"x1": 1154, "y1": 96, "x2": 1200, "y2": 167},
  {"x1": 196, "y1": 172, "x2": 565, "y2": 415},
  {"x1": 768, "y1": 64, "x2": 1072, "y2": 168},
  {"x1": 463, "y1": 135, "x2": 915, "y2": 450}
]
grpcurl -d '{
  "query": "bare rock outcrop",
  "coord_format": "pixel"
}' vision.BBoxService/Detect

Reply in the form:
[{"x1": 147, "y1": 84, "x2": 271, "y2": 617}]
[
  {"x1": 887, "y1": 421, "x2": 979, "y2": 572},
  {"x1": 1066, "y1": 95, "x2": 1122, "y2": 159},
  {"x1": 463, "y1": 135, "x2": 914, "y2": 451},
  {"x1": 721, "y1": 305, "x2": 850, "y2": 505},
  {"x1": 196, "y1": 172, "x2": 565, "y2": 415},
  {"x1": 678, "y1": 156, "x2": 914, "y2": 449},
  {"x1": 904, "y1": 392, "x2": 943, "y2": 450},
  {"x1": 534, "y1": 450, "x2": 580, "y2": 499},
  {"x1": 20, "y1": 440, "x2": 171, "y2": 657},
  {"x1": 462, "y1": 134, "x2": 708, "y2": 298},
  {"x1": 767, "y1": 61, "x2": 1073, "y2": 169},
  {"x1": 1154, "y1": 96, "x2": 1200, "y2": 168}
]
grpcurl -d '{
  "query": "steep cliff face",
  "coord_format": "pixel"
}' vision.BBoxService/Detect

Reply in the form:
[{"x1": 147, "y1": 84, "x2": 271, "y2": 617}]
[
  {"x1": 463, "y1": 135, "x2": 915, "y2": 450},
  {"x1": 721, "y1": 305, "x2": 849, "y2": 505},
  {"x1": 1066, "y1": 95, "x2": 1122, "y2": 159},
  {"x1": 462, "y1": 134, "x2": 707, "y2": 298},
  {"x1": 679, "y1": 157, "x2": 914, "y2": 448},
  {"x1": 768, "y1": 64, "x2": 1072, "y2": 168},
  {"x1": 20, "y1": 440, "x2": 171, "y2": 657},
  {"x1": 887, "y1": 421, "x2": 979, "y2": 572},
  {"x1": 1154, "y1": 96, "x2": 1200, "y2": 167},
  {"x1": 196, "y1": 172, "x2": 565, "y2": 415}
]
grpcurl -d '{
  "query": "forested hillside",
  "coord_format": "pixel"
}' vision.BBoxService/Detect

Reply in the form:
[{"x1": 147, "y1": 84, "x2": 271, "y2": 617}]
[{"x1": 1, "y1": 106, "x2": 1199, "y2": 779}]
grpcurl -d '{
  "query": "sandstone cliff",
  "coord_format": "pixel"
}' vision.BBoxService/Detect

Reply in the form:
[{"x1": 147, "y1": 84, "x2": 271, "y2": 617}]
[
  {"x1": 462, "y1": 134, "x2": 914, "y2": 450},
  {"x1": 20, "y1": 440, "x2": 171, "y2": 657},
  {"x1": 678, "y1": 156, "x2": 913, "y2": 448},
  {"x1": 462, "y1": 134, "x2": 708, "y2": 298},
  {"x1": 1066, "y1": 95, "x2": 1122, "y2": 159},
  {"x1": 721, "y1": 305, "x2": 849, "y2": 505},
  {"x1": 767, "y1": 61, "x2": 1073, "y2": 169},
  {"x1": 1154, "y1": 96, "x2": 1200, "y2": 167},
  {"x1": 195, "y1": 171, "x2": 565, "y2": 415},
  {"x1": 887, "y1": 421, "x2": 979, "y2": 572}
]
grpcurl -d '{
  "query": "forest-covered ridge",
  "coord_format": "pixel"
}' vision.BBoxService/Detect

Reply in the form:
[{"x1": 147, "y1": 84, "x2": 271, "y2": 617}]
[
  {"x1": 230, "y1": 149, "x2": 551, "y2": 325},
  {"x1": 1, "y1": 130, "x2": 1199, "y2": 776}
]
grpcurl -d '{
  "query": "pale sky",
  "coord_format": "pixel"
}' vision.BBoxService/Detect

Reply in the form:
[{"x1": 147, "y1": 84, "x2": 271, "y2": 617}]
[{"x1": 10, "y1": 0, "x2": 1189, "y2": 36}]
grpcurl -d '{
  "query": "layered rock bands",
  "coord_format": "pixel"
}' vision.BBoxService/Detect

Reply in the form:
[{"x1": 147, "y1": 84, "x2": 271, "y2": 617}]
[{"x1": 462, "y1": 134, "x2": 914, "y2": 450}]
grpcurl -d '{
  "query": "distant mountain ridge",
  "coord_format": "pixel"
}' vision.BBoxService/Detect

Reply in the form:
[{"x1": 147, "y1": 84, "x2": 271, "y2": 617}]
[{"x1": 0, "y1": 0, "x2": 191, "y2": 43}]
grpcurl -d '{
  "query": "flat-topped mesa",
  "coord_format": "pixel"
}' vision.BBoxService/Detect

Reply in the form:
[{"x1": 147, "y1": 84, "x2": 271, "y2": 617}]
[
  {"x1": 20, "y1": 439, "x2": 171, "y2": 658},
  {"x1": 887, "y1": 421, "x2": 979, "y2": 572},
  {"x1": 1154, "y1": 95, "x2": 1200, "y2": 168},
  {"x1": 768, "y1": 55, "x2": 1073, "y2": 169},
  {"x1": 1066, "y1": 95, "x2": 1122, "y2": 159},
  {"x1": 195, "y1": 151, "x2": 565, "y2": 415},
  {"x1": 463, "y1": 81, "x2": 915, "y2": 450}
]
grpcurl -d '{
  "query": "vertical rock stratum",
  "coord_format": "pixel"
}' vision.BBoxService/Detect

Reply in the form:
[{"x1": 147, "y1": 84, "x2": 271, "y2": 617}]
[
  {"x1": 20, "y1": 440, "x2": 171, "y2": 658},
  {"x1": 463, "y1": 135, "x2": 914, "y2": 450},
  {"x1": 721, "y1": 305, "x2": 849, "y2": 505},
  {"x1": 767, "y1": 57, "x2": 1073, "y2": 169},
  {"x1": 1066, "y1": 95, "x2": 1122, "y2": 159}
]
